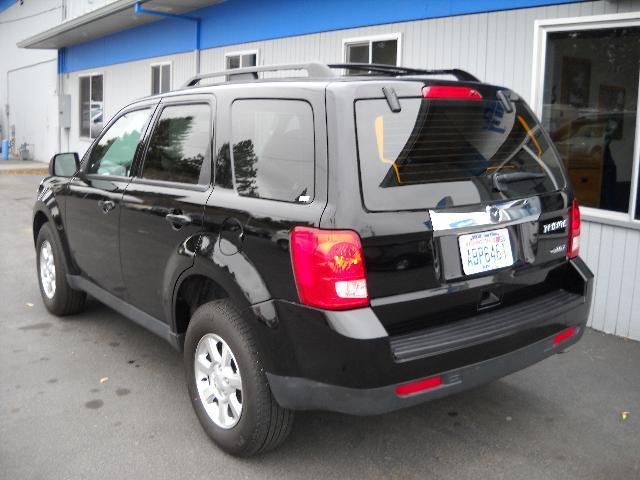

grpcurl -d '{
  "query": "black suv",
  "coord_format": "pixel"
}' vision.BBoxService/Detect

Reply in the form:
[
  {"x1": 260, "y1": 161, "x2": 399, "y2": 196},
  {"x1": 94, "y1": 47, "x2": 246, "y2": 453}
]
[{"x1": 33, "y1": 62, "x2": 593, "y2": 456}]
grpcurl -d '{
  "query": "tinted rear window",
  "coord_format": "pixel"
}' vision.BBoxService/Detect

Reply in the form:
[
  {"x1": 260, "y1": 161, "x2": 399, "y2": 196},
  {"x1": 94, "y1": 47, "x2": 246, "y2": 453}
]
[{"x1": 355, "y1": 97, "x2": 565, "y2": 211}]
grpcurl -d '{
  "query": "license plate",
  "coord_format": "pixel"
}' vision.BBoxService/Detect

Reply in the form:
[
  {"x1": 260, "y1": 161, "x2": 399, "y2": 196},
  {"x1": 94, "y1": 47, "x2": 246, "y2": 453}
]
[{"x1": 458, "y1": 228, "x2": 514, "y2": 275}]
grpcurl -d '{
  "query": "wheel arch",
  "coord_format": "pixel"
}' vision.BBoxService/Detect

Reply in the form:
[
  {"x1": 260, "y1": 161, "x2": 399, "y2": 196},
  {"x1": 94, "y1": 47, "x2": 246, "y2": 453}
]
[
  {"x1": 171, "y1": 240, "x2": 273, "y2": 348},
  {"x1": 32, "y1": 201, "x2": 78, "y2": 275}
]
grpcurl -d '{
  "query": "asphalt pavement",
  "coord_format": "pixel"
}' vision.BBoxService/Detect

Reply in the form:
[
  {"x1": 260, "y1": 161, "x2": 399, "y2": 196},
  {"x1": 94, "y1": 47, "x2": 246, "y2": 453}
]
[{"x1": 1, "y1": 174, "x2": 639, "y2": 480}]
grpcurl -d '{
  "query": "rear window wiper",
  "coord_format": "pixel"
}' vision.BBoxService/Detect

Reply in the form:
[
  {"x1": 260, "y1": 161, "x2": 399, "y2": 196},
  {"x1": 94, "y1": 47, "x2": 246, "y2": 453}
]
[{"x1": 492, "y1": 172, "x2": 546, "y2": 192}]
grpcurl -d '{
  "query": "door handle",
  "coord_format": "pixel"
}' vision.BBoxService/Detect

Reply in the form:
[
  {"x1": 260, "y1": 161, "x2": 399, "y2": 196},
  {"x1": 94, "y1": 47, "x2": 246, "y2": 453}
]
[
  {"x1": 98, "y1": 199, "x2": 116, "y2": 214},
  {"x1": 165, "y1": 212, "x2": 192, "y2": 229}
]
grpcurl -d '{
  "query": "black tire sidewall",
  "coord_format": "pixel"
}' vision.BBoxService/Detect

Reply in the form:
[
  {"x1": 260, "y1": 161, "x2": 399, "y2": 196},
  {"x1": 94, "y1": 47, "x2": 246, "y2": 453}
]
[{"x1": 184, "y1": 302, "x2": 268, "y2": 456}]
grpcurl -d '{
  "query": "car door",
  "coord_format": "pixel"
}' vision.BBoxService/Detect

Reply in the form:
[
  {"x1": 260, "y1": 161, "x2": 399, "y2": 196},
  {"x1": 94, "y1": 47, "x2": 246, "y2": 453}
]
[
  {"x1": 64, "y1": 102, "x2": 157, "y2": 297},
  {"x1": 119, "y1": 95, "x2": 214, "y2": 322}
]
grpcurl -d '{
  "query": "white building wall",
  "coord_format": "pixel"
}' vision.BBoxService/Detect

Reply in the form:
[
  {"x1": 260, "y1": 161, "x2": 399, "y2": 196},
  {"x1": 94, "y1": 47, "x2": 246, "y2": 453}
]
[
  {"x1": 0, "y1": 0, "x2": 63, "y2": 161},
  {"x1": 60, "y1": 0, "x2": 640, "y2": 339},
  {"x1": 63, "y1": 0, "x2": 120, "y2": 21}
]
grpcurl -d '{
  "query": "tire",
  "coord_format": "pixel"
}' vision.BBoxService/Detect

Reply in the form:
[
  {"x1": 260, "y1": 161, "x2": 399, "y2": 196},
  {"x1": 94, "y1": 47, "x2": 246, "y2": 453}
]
[
  {"x1": 36, "y1": 223, "x2": 86, "y2": 316},
  {"x1": 184, "y1": 299, "x2": 294, "y2": 457}
]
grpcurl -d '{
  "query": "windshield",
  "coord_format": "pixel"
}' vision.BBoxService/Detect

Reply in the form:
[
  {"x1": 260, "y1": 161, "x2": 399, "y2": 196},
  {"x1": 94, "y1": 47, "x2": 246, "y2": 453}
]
[{"x1": 355, "y1": 96, "x2": 566, "y2": 211}]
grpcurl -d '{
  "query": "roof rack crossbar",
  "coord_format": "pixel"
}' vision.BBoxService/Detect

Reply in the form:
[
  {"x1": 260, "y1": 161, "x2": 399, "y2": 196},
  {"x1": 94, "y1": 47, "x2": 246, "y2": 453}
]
[
  {"x1": 327, "y1": 63, "x2": 480, "y2": 82},
  {"x1": 182, "y1": 62, "x2": 334, "y2": 87}
]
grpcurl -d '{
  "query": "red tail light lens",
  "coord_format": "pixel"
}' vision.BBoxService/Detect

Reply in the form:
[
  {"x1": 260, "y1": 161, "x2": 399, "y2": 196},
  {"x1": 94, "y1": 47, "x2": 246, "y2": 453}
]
[
  {"x1": 422, "y1": 85, "x2": 483, "y2": 100},
  {"x1": 568, "y1": 199, "x2": 580, "y2": 259},
  {"x1": 395, "y1": 376, "x2": 443, "y2": 397},
  {"x1": 290, "y1": 227, "x2": 369, "y2": 310}
]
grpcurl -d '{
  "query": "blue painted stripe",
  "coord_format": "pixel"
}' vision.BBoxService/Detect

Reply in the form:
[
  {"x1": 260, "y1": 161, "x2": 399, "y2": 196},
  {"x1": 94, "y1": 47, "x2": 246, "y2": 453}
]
[
  {"x1": 61, "y1": 0, "x2": 586, "y2": 73},
  {"x1": 0, "y1": 0, "x2": 15, "y2": 15}
]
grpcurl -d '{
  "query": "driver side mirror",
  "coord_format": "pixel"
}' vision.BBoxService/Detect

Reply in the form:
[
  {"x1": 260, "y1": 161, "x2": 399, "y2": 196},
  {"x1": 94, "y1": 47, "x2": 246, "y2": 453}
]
[{"x1": 49, "y1": 152, "x2": 80, "y2": 177}]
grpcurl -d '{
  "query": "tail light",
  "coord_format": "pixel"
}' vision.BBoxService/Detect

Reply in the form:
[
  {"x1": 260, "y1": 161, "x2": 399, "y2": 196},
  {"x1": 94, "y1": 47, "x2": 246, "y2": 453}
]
[
  {"x1": 290, "y1": 227, "x2": 369, "y2": 310},
  {"x1": 568, "y1": 199, "x2": 580, "y2": 259},
  {"x1": 422, "y1": 85, "x2": 483, "y2": 100}
]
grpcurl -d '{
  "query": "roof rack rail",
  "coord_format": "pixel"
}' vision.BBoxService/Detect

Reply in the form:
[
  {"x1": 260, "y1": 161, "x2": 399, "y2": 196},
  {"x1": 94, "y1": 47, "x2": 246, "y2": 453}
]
[
  {"x1": 181, "y1": 62, "x2": 480, "y2": 88},
  {"x1": 327, "y1": 63, "x2": 480, "y2": 82},
  {"x1": 182, "y1": 62, "x2": 334, "y2": 87}
]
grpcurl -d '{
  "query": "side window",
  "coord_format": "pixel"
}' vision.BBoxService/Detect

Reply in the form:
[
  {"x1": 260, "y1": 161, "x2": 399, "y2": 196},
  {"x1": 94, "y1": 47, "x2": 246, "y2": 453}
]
[
  {"x1": 141, "y1": 104, "x2": 211, "y2": 185},
  {"x1": 87, "y1": 108, "x2": 150, "y2": 176},
  {"x1": 231, "y1": 99, "x2": 314, "y2": 203}
]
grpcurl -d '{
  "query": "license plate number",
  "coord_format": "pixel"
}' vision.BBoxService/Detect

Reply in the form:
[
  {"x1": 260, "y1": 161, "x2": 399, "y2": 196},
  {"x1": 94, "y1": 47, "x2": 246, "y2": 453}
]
[{"x1": 459, "y1": 228, "x2": 514, "y2": 275}]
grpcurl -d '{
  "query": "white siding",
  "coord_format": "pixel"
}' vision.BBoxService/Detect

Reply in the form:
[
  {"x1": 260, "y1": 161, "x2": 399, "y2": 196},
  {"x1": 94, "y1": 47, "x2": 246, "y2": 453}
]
[
  {"x1": 63, "y1": 0, "x2": 120, "y2": 21},
  {"x1": 0, "y1": 0, "x2": 62, "y2": 160},
  {"x1": 60, "y1": 0, "x2": 640, "y2": 339},
  {"x1": 582, "y1": 223, "x2": 640, "y2": 339}
]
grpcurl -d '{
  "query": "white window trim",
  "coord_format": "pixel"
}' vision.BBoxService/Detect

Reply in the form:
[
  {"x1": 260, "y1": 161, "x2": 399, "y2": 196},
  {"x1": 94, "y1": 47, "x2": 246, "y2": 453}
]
[
  {"x1": 150, "y1": 61, "x2": 172, "y2": 95},
  {"x1": 342, "y1": 33, "x2": 402, "y2": 65},
  {"x1": 224, "y1": 49, "x2": 260, "y2": 69},
  {"x1": 78, "y1": 72, "x2": 104, "y2": 141},
  {"x1": 530, "y1": 12, "x2": 640, "y2": 227}
]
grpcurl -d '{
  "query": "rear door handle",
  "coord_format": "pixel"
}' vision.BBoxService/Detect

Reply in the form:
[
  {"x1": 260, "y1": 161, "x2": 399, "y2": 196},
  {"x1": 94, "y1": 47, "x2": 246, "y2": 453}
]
[
  {"x1": 165, "y1": 213, "x2": 192, "y2": 229},
  {"x1": 98, "y1": 199, "x2": 115, "y2": 214}
]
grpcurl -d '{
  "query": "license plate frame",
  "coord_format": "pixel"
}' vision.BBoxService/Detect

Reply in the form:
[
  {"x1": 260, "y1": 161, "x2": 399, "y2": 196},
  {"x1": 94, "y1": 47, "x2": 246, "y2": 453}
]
[{"x1": 458, "y1": 228, "x2": 514, "y2": 276}]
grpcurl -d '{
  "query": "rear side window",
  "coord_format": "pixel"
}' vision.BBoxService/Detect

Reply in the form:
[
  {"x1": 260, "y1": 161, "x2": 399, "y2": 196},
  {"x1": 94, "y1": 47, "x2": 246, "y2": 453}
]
[
  {"x1": 355, "y1": 97, "x2": 566, "y2": 211},
  {"x1": 142, "y1": 104, "x2": 211, "y2": 184},
  {"x1": 231, "y1": 99, "x2": 314, "y2": 203}
]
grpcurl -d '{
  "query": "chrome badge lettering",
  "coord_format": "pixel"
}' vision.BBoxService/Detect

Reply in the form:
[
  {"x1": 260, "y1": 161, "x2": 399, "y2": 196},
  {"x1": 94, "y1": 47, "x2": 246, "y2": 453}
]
[
  {"x1": 542, "y1": 219, "x2": 567, "y2": 234},
  {"x1": 550, "y1": 244, "x2": 566, "y2": 255}
]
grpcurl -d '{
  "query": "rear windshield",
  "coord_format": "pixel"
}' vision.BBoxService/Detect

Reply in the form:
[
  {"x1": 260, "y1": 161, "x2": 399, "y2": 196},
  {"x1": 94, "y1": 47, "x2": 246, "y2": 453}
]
[{"x1": 355, "y1": 96, "x2": 566, "y2": 211}]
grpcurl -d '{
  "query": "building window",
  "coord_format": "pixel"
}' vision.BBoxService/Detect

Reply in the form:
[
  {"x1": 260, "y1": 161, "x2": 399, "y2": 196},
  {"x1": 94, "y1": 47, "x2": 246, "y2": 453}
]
[
  {"x1": 79, "y1": 74, "x2": 103, "y2": 139},
  {"x1": 540, "y1": 25, "x2": 640, "y2": 217},
  {"x1": 151, "y1": 63, "x2": 171, "y2": 95},
  {"x1": 226, "y1": 51, "x2": 258, "y2": 71},
  {"x1": 343, "y1": 34, "x2": 401, "y2": 73}
]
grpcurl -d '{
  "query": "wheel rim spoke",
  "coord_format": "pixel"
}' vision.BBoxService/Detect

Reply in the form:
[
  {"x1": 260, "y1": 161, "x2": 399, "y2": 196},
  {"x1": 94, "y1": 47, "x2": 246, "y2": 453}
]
[
  {"x1": 217, "y1": 399, "x2": 228, "y2": 425},
  {"x1": 229, "y1": 395, "x2": 241, "y2": 418},
  {"x1": 221, "y1": 343, "x2": 232, "y2": 367}
]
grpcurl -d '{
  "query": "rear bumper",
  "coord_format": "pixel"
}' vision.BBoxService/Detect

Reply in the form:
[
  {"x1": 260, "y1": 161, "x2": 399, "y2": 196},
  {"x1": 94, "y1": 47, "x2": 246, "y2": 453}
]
[
  {"x1": 255, "y1": 258, "x2": 593, "y2": 414},
  {"x1": 267, "y1": 325, "x2": 583, "y2": 415}
]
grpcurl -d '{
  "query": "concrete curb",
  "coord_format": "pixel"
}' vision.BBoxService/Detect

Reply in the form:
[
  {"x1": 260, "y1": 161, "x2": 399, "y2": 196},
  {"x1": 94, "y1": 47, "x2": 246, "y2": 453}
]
[{"x1": 0, "y1": 168, "x2": 49, "y2": 175}]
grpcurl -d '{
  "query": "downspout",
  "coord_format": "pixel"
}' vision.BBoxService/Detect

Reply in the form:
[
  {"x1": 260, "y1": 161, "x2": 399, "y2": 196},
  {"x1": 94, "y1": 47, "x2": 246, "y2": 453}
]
[{"x1": 134, "y1": 2, "x2": 202, "y2": 76}]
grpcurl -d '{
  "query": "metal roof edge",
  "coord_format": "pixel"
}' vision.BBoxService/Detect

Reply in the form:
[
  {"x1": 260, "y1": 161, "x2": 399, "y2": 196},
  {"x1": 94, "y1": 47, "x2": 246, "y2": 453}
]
[{"x1": 19, "y1": 0, "x2": 145, "y2": 49}]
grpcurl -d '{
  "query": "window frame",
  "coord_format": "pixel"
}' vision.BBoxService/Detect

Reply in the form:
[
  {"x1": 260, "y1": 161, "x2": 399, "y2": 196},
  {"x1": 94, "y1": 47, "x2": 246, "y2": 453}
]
[
  {"x1": 229, "y1": 97, "x2": 317, "y2": 204},
  {"x1": 531, "y1": 12, "x2": 640, "y2": 228},
  {"x1": 134, "y1": 95, "x2": 215, "y2": 190},
  {"x1": 150, "y1": 61, "x2": 172, "y2": 95},
  {"x1": 78, "y1": 72, "x2": 105, "y2": 140},
  {"x1": 342, "y1": 33, "x2": 402, "y2": 66}
]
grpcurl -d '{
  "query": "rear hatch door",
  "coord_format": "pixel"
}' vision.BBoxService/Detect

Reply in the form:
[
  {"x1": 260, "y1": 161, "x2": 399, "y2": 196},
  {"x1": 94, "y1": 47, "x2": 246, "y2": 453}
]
[{"x1": 350, "y1": 80, "x2": 573, "y2": 334}]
